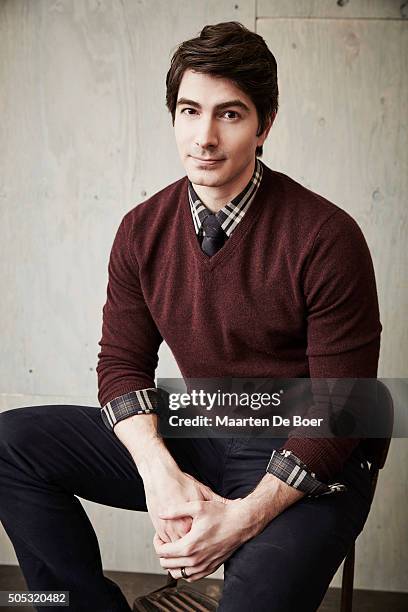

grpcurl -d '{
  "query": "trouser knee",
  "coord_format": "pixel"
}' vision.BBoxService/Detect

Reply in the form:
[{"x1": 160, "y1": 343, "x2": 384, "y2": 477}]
[{"x1": 0, "y1": 407, "x2": 39, "y2": 456}]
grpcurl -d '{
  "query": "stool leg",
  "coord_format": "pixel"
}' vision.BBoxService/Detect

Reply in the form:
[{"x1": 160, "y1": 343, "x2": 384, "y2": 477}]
[{"x1": 340, "y1": 543, "x2": 355, "y2": 612}]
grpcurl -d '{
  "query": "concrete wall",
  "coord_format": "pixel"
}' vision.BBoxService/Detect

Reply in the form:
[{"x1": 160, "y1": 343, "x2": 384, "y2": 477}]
[{"x1": 0, "y1": 0, "x2": 407, "y2": 592}]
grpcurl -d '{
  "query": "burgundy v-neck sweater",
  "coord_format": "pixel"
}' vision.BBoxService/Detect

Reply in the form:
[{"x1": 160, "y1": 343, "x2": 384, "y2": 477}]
[{"x1": 97, "y1": 162, "x2": 382, "y2": 481}]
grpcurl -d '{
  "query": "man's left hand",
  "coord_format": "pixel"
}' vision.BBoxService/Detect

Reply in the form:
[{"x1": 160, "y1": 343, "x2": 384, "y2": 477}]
[{"x1": 154, "y1": 497, "x2": 255, "y2": 582}]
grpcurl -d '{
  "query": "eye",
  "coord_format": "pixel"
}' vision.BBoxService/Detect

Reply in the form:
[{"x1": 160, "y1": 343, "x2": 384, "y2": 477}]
[
  {"x1": 180, "y1": 108, "x2": 197, "y2": 115},
  {"x1": 223, "y1": 110, "x2": 240, "y2": 120}
]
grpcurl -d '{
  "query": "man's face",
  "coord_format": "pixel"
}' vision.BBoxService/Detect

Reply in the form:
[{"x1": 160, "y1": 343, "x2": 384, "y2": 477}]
[{"x1": 174, "y1": 69, "x2": 271, "y2": 188}]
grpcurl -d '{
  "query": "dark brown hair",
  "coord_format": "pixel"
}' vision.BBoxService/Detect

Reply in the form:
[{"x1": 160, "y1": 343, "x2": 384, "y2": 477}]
[{"x1": 166, "y1": 21, "x2": 279, "y2": 157}]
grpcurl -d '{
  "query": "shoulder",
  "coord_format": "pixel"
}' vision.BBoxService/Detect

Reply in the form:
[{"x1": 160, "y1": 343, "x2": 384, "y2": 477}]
[
  {"x1": 262, "y1": 163, "x2": 365, "y2": 244},
  {"x1": 122, "y1": 174, "x2": 188, "y2": 231},
  {"x1": 265, "y1": 165, "x2": 342, "y2": 219}
]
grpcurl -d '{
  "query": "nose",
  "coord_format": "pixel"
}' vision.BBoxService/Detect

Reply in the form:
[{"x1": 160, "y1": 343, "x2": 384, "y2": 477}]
[{"x1": 195, "y1": 117, "x2": 219, "y2": 150}]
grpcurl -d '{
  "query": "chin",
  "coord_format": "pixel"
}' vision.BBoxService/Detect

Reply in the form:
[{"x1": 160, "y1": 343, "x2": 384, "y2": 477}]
[
  {"x1": 186, "y1": 159, "x2": 226, "y2": 183},
  {"x1": 188, "y1": 171, "x2": 226, "y2": 187}
]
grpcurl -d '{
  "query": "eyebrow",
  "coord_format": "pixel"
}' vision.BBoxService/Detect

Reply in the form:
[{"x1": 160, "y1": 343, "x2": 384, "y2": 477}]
[{"x1": 176, "y1": 97, "x2": 251, "y2": 113}]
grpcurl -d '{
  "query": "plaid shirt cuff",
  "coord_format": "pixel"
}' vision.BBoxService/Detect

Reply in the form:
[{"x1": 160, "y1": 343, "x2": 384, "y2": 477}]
[
  {"x1": 266, "y1": 449, "x2": 348, "y2": 498},
  {"x1": 101, "y1": 388, "x2": 160, "y2": 431}
]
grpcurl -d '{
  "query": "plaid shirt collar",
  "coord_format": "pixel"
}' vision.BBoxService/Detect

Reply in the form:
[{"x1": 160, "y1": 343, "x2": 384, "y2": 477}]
[{"x1": 187, "y1": 158, "x2": 264, "y2": 238}]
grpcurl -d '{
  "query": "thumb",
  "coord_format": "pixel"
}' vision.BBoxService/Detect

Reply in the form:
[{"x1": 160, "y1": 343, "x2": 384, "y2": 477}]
[
  {"x1": 158, "y1": 500, "x2": 203, "y2": 520},
  {"x1": 212, "y1": 495, "x2": 243, "y2": 504},
  {"x1": 209, "y1": 491, "x2": 228, "y2": 503},
  {"x1": 200, "y1": 483, "x2": 220, "y2": 501},
  {"x1": 184, "y1": 473, "x2": 222, "y2": 502},
  {"x1": 199, "y1": 484, "x2": 239, "y2": 504}
]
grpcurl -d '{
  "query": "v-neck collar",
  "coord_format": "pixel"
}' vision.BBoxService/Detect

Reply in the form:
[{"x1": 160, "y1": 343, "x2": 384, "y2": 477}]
[{"x1": 181, "y1": 160, "x2": 270, "y2": 270}]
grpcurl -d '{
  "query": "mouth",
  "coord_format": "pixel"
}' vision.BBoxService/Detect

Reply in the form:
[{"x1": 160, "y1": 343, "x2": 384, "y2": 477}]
[{"x1": 191, "y1": 156, "x2": 225, "y2": 166}]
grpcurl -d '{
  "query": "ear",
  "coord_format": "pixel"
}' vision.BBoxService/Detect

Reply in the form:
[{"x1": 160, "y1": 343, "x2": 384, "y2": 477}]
[{"x1": 257, "y1": 111, "x2": 276, "y2": 146}]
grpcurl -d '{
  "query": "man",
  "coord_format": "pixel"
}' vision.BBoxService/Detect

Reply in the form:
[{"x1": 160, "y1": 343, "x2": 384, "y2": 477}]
[{"x1": 0, "y1": 21, "x2": 381, "y2": 611}]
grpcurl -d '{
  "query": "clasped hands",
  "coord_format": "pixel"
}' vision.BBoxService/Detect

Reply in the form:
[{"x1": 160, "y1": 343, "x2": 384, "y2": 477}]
[{"x1": 144, "y1": 469, "x2": 257, "y2": 583}]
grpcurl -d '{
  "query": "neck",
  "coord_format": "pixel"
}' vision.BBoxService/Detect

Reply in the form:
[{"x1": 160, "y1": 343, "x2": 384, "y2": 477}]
[{"x1": 192, "y1": 158, "x2": 256, "y2": 213}]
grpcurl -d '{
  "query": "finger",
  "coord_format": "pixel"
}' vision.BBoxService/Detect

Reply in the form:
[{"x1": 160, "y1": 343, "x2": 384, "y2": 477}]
[
  {"x1": 153, "y1": 532, "x2": 165, "y2": 546},
  {"x1": 158, "y1": 500, "x2": 204, "y2": 520},
  {"x1": 153, "y1": 532, "x2": 167, "y2": 553},
  {"x1": 180, "y1": 559, "x2": 223, "y2": 582},
  {"x1": 198, "y1": 483, "x2": 225, "y2": 503},
  {"x1": 173, "y1": 517, "x2": 192, "y2": 538},
  {"x1": 185, "y1": 569, "x2": 210, "y2": 582},
  {"x1": 154, "y1": 521, "x2": 189, "y2": 553},
  {"x1": 184, "y1": 556, "x2": 225, "y2": 583},
  {"x1": 167, "y1": 526, "x2": 186, "y2": 543},
  {"x1": 173, "y1": 527, "x2": 189, "y2": 541},
  {"x1": 199, "y1": 488, "x2": 213, "y2": 501},
  {"x1": 160, "y1": 548, "x2": 227, "y2": 572},
  {"x1": 197, "y1": 482, "x2": 218, "y2": 501},
  {"x1": 156, "y1": 528, "x2": 171, "y2": 544},
  {"x1": 162, "y1": 519, "x2": 181, "y2": 542},
  {"x1": 184, "y1": 474, "x2": 225, "y2": 503},
  {"x1": 165, "y1": 529, "x2": 178, "y2": 543},
  {"x1": 166, "y1": 517, "x2": 192, "y2": 542},
  {"x1": 164, "y1": 528, "x2": 175, "y2": 543},
  {"x1": 159, "y1": 555, "x2": 193, "y2": 569},
  {"x1": 156, "y1": 530, "x2": 195, "y2": 558},
  {"x1": 209, "y1": 491, "x2": 227, "y2": 503}
]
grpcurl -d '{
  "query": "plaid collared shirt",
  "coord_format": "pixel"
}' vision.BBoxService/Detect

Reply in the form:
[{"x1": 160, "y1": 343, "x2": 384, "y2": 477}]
[{"x1": 188, "y1": 157, "x2": 264, "y2": 245}]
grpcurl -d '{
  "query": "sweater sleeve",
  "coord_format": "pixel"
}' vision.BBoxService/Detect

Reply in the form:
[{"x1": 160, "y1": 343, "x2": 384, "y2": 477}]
[
  {"x1": 279, "y1": 209, "x2": 382, "y2": 481},
  {"x1": 96, "y1": 212, "x2": 163, "y2": 428}
]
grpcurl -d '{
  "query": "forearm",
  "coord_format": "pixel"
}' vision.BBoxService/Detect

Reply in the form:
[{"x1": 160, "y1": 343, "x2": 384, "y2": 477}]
[
  {"x1": 241, "y1": 473, "x2": 305, "y2": 537},
  {"x1": 114, "y1": 414, "x2": 180, "y2": 480}
]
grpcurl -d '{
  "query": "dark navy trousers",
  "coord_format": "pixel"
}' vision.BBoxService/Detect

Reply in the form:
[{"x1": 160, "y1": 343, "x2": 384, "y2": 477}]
[{"x1": 0, "y1": 404, "x2": 373, "y2": 611}]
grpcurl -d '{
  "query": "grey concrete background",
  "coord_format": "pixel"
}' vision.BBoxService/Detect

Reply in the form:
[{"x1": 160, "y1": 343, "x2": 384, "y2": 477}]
[{"x1": 0, "y1": 0, "x2": 407, "y2": 592}]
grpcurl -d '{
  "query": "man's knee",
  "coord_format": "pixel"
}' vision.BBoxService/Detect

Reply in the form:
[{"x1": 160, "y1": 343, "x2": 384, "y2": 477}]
[{"x1": 0, "y1": 407, "x2": 46, "y2": 455}]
